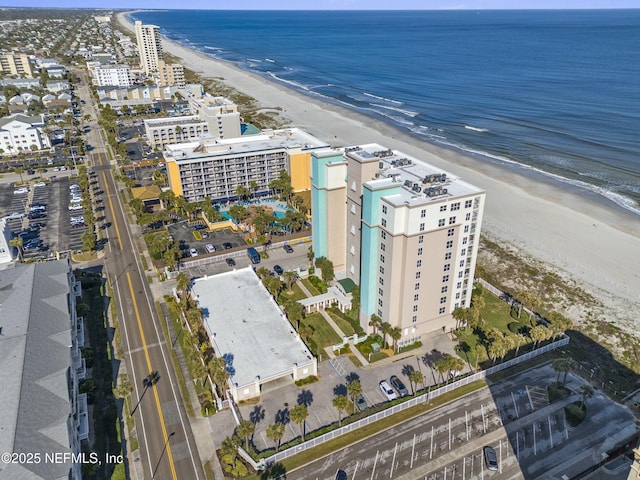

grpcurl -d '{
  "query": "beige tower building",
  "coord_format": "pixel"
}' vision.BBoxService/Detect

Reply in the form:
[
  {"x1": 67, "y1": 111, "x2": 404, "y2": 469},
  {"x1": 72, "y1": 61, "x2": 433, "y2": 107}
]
[{"x1": 135, "y1": 21, "x2": 163, "y2": 74}]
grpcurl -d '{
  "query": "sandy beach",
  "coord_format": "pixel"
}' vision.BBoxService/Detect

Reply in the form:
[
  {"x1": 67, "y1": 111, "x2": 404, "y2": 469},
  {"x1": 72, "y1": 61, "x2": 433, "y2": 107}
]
[{"x1": 117, "y1": 13, "x2": 640, "y2": 331}]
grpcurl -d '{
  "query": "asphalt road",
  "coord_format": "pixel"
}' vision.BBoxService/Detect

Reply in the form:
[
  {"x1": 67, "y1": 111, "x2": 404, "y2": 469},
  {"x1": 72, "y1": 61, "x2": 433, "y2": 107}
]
[{"x1": 77, "y1": 70, "x2": 205, "y2": 480}]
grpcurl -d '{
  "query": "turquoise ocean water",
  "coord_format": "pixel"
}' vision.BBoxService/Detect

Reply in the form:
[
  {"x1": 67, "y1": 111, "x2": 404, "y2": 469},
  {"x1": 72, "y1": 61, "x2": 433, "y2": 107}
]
[{"x1": 132, "y1": 9, "x2": 640, "y2": 215}]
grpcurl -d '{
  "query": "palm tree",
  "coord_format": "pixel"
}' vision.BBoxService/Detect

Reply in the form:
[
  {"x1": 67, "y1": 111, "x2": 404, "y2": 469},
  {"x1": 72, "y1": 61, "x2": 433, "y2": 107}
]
[
  {"x1": 176, "y1": 272, "x2": 190, "y2": 299},
  {"x1": 512, "y1": 333, "x2": 526, "y2": 356},
  {"x1": 433, "y1": 357, "x2": 450, "y2": 384},
  {"x1": 552, "y1": 357, "x2": 576, "y2": 387},
  {"x1": 266, "y1": 423, "x2": 285, "y2": 452},
  {"x1": 113, "y1": 378, "x2": 133, "y2": 411},
  {"x1": 236, "y1": 420, "x2": 255, "y2": 449},
  {"x1": 290, "y1": 404, "x2": 309, "y2": 441},
  {"x1": 9, "y1": 237, "x2": 24, "y2": 262},
  {"x1": 346, "y1": 380, "x2": 362, "y2": 414},
  {"x1": 452, "y1": 307, "x2": 469, "y2": 329},
  {"x1": 368, "y1": 314, "x2": 382, "y2": 335},
  {"x1": 408, "y1": 370, "x2": 424, "y2": 395},
  {"x1": 530, "y1": 325, "x2": 550, "y2": 349},
  {"x1": 332, "y1": 394, "x2": 349, "y2": 426},
  {"x1": 579, "y1": 384, "x2": 594, "y2": 409},
  {"x1": 389, "y1": 327, "x2": 402, "y2": 352},
  {"x1": 380, "y1": 322, "x2": 392, "y2": 349},
  {"x1": 282, "y1": 271, "x2": 299, "y2": 292}
]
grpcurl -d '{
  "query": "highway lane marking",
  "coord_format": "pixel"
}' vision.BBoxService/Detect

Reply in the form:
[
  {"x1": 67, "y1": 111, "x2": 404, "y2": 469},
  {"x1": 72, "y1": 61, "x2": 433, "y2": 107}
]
[
  {"x1": 127, "y1": 272, "x2": 178, "y2": 480},
  {"x1": 127, "y1": 342, "x2": 166, "y2": 355},
  {"x1": 102, "y1": 171, "x2": 123, "y2": 250}
]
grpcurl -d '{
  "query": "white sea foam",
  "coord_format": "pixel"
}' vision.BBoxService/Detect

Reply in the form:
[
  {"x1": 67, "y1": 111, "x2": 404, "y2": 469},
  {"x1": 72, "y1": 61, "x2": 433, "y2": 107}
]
[
  {"x1": 363, "y1": 92, "x2": 404, "y2": 105},
  {"x1": 464, "y1": 125, "x2": 489, "y2": 132},
  {"x1": 265, "y1": 58, "x2": 276, "y2": 63},
  {"x1": 369, "y1": 103, "x2": 418, "y2": 117},
  {"x1": 266, "y1": 72, "x2": 310, "y2": 92}
]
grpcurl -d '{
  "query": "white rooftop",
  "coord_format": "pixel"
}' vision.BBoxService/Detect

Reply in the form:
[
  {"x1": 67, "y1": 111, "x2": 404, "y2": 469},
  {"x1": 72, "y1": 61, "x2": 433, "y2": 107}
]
[
  {"x1": 347, "y1": 143, "x2": 485, "y2": 206},
  {"x1": 165, "y1": 128, "x2": 329, "y2": 162},
  {"x1": 191, "y1": 267, "x2": 314, "y2": 389}
]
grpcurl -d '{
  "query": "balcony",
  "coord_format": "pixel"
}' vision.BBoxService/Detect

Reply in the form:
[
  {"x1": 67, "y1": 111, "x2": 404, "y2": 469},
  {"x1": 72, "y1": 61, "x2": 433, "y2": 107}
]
[
  {"x1": 77, "y1": 393, "x2": 89, "y2": 440},
  {"x1": 76, "y1": 316, "x2": 85, "y2": 349}
]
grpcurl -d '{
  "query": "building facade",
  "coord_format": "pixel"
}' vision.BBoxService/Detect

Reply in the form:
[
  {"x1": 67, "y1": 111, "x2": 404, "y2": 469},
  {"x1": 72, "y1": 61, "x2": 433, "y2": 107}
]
[
  {"x1": 134, "y1": 21, "x2": 163, "y2": 75},
  {"x1": 94, "y1": 65, "x2": 133, "y2": 87},
  {"x1": 0, "y1": 260, "x2": 88, "y2": 480},
  {"x1": 0, "y1": 113, "x2": 51, "y2": 155},
  {"x1": 0, "y1": 52, "x2": 34, "y2": 77},
  {"x1": 164, "y1": 128, "x2": 328, "y2": 203},
  {"x1": 312, "y1": 144, "x2": 486, "y2": 346},
  {"x1": 157, "y1": 60, "x2": 185, "y2": 88}
]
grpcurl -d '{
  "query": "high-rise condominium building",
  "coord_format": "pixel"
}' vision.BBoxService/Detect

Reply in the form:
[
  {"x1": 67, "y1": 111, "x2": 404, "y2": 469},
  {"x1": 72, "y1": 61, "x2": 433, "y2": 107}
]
[
  {"x1": 311, "y1": 144, "x2": 485, "y2": 347},
  {"x1": 135, "y1": 21, "x2": 163, "y2": 75}
]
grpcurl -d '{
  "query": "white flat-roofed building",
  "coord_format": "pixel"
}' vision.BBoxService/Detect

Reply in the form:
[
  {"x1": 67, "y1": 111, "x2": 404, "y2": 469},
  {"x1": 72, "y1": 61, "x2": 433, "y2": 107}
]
[
  {"x1": 94, "y1": 65, "x2": 133, "y2": 87},
  {"x1": 191, "y1": 267, "x2": 317, "y2": 402},
  {"x1": 165, "y1": 127, "x2": 329, "y2": 203},
  {"x1": 0, "y1": 113, "x2": 51, "y2": 156},
  {"x1": 312, "y1": 144, "x2": 486, "y2": 346}
]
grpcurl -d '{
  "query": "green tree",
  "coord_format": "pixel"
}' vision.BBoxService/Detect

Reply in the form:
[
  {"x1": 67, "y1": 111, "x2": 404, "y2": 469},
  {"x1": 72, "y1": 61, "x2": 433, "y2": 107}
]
[
  {"x1": 236, "y1": 420, "x2": 255, "y2": 449},
  {"x1": 176, "y1": 272, "x2": 190, "y2": 298},
  {"x1": 9, "y1": 237, "x2": 23, "y2": 261},
  {"x1": 579, "y1": 384, "x2": 594, "y2": 409},
  {"x1": 408, "y1": 370, "x2": 424, "y2": 395},
  {"x1": 81, "y1": 230, "x2": 96, "y2": 252},
  {"x1": 282, "y1": 270, "x2": 299, "y2": 292},
  {"x1": 290, "y1": 404, "x2": 309, "y2": 441},
  {"x1": 368, "y1": 314, "x2": 382, "y2": 335},
  {"x1": 346, "y1": 380, "x2": 362, "y2": 414},
  {"x1": 530, "y1": 325, "x2": 550, "y2": 349},
  {"x1": 379, "y1": 322, "x2": 392, "y2": 348},
  {"x1": 332, "y1": 394, "x2": 349, "y2": 426},
  {"x1": 266, "y1": 423, "x2": 285, "y2": 452},
  {"x1": 389, "y1": 327, "x2": 402, "y2": 352}
]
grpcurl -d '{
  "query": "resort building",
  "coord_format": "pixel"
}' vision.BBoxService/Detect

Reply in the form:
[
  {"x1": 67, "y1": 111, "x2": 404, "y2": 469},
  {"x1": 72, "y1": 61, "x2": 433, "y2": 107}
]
[
  {"x1": 164, "y1": 128, "x2": 329, "y2": 203},
  {"x1": 190, "y1": 267, "x2": 317, "y2": 402},
  {"x1": 134, "y1": 21, "x2": 163, "y2": 75},
  {"x1": 0, "y1": 113, "x2": 51, "y2": 156},
  {"x1": 0, "y1": 52, "x2": 34, "y2": 78},
  {"x1": 93, "y1": 65, "x2": 133, "y2": 88},
  {"x1": 144, "y1": 91, "x2": 241, "y2": 150},
  {"x1": 157, "y1": 60, "x2": 185, "y2": 88},
  {"x1": 0, "y1": 260, "x2": 88, "y2": 480},
  {"x1": 311, "y1": 144, "x2": 486, "y2": 346}
]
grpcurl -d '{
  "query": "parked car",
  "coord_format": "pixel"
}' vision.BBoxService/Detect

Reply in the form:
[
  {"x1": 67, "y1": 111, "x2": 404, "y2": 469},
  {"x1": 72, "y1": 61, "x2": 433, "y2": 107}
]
[
  {"x1": 355, "y1": 394, "x2": 368, "y2": 412},
  {"x1": 69, "y1": 204, "x2": 84, "y2": 211},
  {"x1": 190, "y1": 248, "x2": 198, "y2": 257},
  {"x1": 14, "y1": 188, "x2": 28, "y2": 195},
  {"x1": 205, "y1": 244, "x2": 216, "y2": 253},
  {"x1": 483, "y1": 446, "x2": 498, "y2": 471},
  {"x1": 193, "y1": 224, "x2": 207, "y2": 231},
  {"x1": 334, "y1": 470, "x2": 347, "y2": 480},
  {"x1": 283, "y1": 244, "x2": 294, "y2": 253},
  {"x1": 27, "y1": 212, "x2": 47, "y2": 219},
  {"x1": 33, "y1": 182, "x2": 46, "y2": 187},
  {"x1": 223, "y1": 242, "x2": 233, "y2": 249},
  {"x1": 379, "y1": 380, "x2": 397, "y2": 401},
  {"x1": 8, "y1": 212, "x2": 24, "y2": 219},
  {"x1": 226, "y1": 258, "x2": 236, "y2": 267},
  {"x1": 390, "y1": 375, "x2": 409, "y2": 397},
  {"x1": 273, "y1": 265, "x2": 284, "y2": 275}
]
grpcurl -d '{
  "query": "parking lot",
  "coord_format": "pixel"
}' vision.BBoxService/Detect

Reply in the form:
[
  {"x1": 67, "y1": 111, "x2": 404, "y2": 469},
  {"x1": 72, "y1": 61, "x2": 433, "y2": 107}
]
[{"x1": 166, "y1": 221, "x2": 247, "y2": 260}]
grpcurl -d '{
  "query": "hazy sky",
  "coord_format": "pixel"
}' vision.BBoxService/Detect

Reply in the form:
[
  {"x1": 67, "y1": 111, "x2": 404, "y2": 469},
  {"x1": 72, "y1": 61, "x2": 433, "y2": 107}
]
[{"x1": 6, "y1": 0, "x2": 640, "y2": 9}]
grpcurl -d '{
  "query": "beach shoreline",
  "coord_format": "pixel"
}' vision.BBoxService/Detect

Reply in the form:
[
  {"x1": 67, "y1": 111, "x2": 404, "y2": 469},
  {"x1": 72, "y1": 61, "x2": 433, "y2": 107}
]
[{"x1": 117, "y1": 12, "x2": 639, "y2": 330}]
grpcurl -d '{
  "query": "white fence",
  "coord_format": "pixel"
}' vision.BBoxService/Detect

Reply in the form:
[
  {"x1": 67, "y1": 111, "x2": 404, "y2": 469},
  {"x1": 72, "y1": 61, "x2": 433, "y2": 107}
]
[{"x1": 249, "y1": 334, "x2": 569, "y2": 468}]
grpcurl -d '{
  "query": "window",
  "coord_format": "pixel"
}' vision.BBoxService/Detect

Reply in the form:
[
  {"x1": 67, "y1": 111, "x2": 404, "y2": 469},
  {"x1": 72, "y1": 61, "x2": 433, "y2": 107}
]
[
  {"x1": 465, "y1": 199, "x2": 473, "y2": 208},
  {"x1": 382, "y1": 205, "x2": 387, "y2": 214},
  {"x1": 381, "y1": 231, "x2": 386, "y2": 239},
  {"x1": 351, "y1": 225, "x2": 356, "y2": 235},
  {"x1": 438, "y1": 218, "x2": 445, "y2": 227},
  {"x1": 457, "y1": 282, "x2": 462, "y2": 289},
  {"x1": 449, "y1": 216, "x2": 456, "y2": 225},
  {"x1": 419, "y1": 223, "x2": 425, "y2": 231},
  {"x1": 379, "y1": 266, "x2": 385, "y2": 274},
  {"x1": 414, "y1": 294, "x2": 419, "y2": 301},
  {"x1": 416, "y1": 271, "x2": 421, "y2": 279},
  {"x1": 451, "y1": 202, "x2": 460, "y2": 211},
  {"x1": 379, "y1": 277, "x2": 384, "y2": 285},
  {"x1": 441, "y1": 286, "x2": 448, "y2": 293},
  {"x1": 350, "y1": 204, "x2": 356, "y2": 214},
  {"x1": 444, "y1": 264, "x2": 451, "y2": 271},
  {"x1": 380, "y1": 243, "x2": 386, "y2": 251},
  {"x1": 421, "y1": 209, "x2": 426, "y2": 218},
  {"x1": 464, "y1": 225, "x2": 469, "y2": 233},
  {"x1": 448, "y1": 228, "x2": 455, "y2": 237},
  {"x1": 415, "y1": 283, "x2": 420, "y2": 290},
  {"x1": 378, "y1": 299, "x2": 383, "y2": 306},
  {"x1": 458, "y1": 271, "x2": 464, "y2": 278},
  {"x1": 413, "y1": 305, "x2": 418, "y2": 312},
  {"x1": 380, "y1": 254, "x2": 385, "y2": 263},
  {"x1": 462, "y1": 237, "x2": 468, "y2": 245},
  {"x1": 417, "y1": 247, "x2": 423, "y2": 256},
  {"x1": 442, "y1": 275, "x2": 449, "y2": 282},
  {"x1": 416, "y1": 259, "x2": 422, "y2": 268},
  {"x1": 445, "y1": 252, "x2": 452, "y2": 260},
  {"x1": 382, "y1": 218, "x2": 387, "y2": 227},
  {"x1": 412, "y1": 315, "x2": 417, "y2": 323},
  {"x1": 439, "y1": 307, "x2": 446, "y2": 314},
  {"x1": 440, "y1": 205, "x2": 447, "y2": 212},
  {"x1": 446, "y1": 240, "x2": 454, "y2": 248},
  {"x1": 460, "y1": 260, "x2": 465, "y2": 267},
  {"x1": 379, "y1": 288, "x2": 384, "y2": 296},
  {"x1": 378, "y1": 309, "x2": 382, "y2": 317},
  {"x1": 456, "y1": 292, "x2": 461, "y2": 299},
  {"x1": 465, "y1": 213, "x2": 471, "y2": 221},
  {"x1": 351, "y1": 181, "x2": 356, "y2": 191},
  {"x1": 440, "y1": 296, "x2": 447, "y2": 304},
  {"x1": 418, "y1": 235, "x2": 424, "y2": 243}
]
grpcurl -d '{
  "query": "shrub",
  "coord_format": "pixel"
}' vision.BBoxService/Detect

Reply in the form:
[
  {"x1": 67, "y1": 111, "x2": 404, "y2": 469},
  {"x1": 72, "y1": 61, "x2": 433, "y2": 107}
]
[
  {"x1": 308, "y1": 275, "x2": 328, "y2": 294},
  {"x1": 508, "y1": 322, "x2": 529, "y2": 334}
]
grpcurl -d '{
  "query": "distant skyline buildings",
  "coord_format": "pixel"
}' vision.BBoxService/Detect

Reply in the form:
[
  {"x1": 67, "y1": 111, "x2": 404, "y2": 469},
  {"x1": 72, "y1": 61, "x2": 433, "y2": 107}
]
[{"x1": 4, "y1": 1, "x2": 640, "y2": 9}]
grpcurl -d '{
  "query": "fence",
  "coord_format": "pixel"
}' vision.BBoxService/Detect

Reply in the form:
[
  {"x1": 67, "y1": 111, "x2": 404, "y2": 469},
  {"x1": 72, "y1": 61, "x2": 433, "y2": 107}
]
[
  {"x1": 476, "y1": 278, "x2": 548, "y2": 325},
  {"x1": 253, "y1": 334, "x2": 569, "y2": 467}
]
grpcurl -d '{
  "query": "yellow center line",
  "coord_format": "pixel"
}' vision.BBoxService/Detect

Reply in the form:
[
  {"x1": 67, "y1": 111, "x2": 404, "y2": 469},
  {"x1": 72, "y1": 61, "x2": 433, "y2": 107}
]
[
  {"x1": 102, "y1": 171, "x2": 123, "y2": 250},
  {"x1": 126, "y1": 272, "x2": 178, "y2": 480}
]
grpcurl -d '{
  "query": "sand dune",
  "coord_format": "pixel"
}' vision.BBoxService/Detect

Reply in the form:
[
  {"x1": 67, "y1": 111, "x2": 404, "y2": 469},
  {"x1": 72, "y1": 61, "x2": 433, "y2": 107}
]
[{"x1": 117, "y1": 13, "x2": 640, "y2": 331}]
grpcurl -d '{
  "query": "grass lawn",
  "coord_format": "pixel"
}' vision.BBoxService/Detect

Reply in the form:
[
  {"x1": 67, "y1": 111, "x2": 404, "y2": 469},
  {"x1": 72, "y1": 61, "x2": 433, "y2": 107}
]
[
  {"x1": 301, "y1": 278, "x2": 321, "y2": 296},
  {"x1": 278, "y1": 283, "x2": 308, "y2": 303},
  {"x1": 303, "y1": 313, "x2": 342, "y2": 349},
  {"x1": 328, "y1": 311, "x2": 355, "y2": 336}
]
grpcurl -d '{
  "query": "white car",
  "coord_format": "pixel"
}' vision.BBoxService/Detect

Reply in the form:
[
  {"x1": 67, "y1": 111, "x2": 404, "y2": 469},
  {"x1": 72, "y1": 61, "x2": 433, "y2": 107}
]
[
  {"x1": 60, "y1": 166, "x2": 67, "y2": 171},
  {"x1": 69, "y1": 204, "x2": 84, "y2": 211},
  {"x1": 34, "y1": 182, "x2": 46, "y2": 187},
  {"x1": 379, "y1": 381, "x2": 398, "y2": 401},
  {"x1": 70, "y1": 197, "x2": 82, "y2": 204},
  {"x1": 205, "y1": 244, "x2": 216, "y2": 253},
  {"x1": 8, "y1": 212, "x2": 24, "y2": 219},
  {"x1": 14, "y1": 188, "x2": 28, "y2": 195},
  {"x1": 190, "y1": 248, "x2": 199, "y2": 257}
]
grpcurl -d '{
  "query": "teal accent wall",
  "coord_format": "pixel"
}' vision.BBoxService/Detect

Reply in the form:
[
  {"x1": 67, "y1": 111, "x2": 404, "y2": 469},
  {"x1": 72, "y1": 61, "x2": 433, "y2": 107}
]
[{"x1": 310, "y1": 151, "x2": 344, "y2": 259}]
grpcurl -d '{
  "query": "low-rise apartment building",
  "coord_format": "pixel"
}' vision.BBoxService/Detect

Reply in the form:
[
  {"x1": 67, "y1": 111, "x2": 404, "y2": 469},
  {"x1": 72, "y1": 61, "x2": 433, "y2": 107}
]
[
  {"x1": 0, "y1": 52, "x2": 34, "y2": 77},
  {"x1": 0, "y1": 113, "x2": 51, "y2": 155},
  {"x1": 165, "y1": 128, "x2": 329, "y2": 203},
  {"x1": 157, "y1": 60, "x2": 185, "y2": 88},
  {"x1": 311, "y1": 144, "x2": 486, "y2": 345},
  {"x1": 94, "y1": 65, "x2": 133, "y2": 87}
]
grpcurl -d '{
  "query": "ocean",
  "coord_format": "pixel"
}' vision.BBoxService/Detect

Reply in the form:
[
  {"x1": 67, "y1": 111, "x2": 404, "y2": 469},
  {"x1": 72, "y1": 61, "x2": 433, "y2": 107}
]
[{"x1": 131, "y1": 9, "x2": 640, "y2": 216}]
